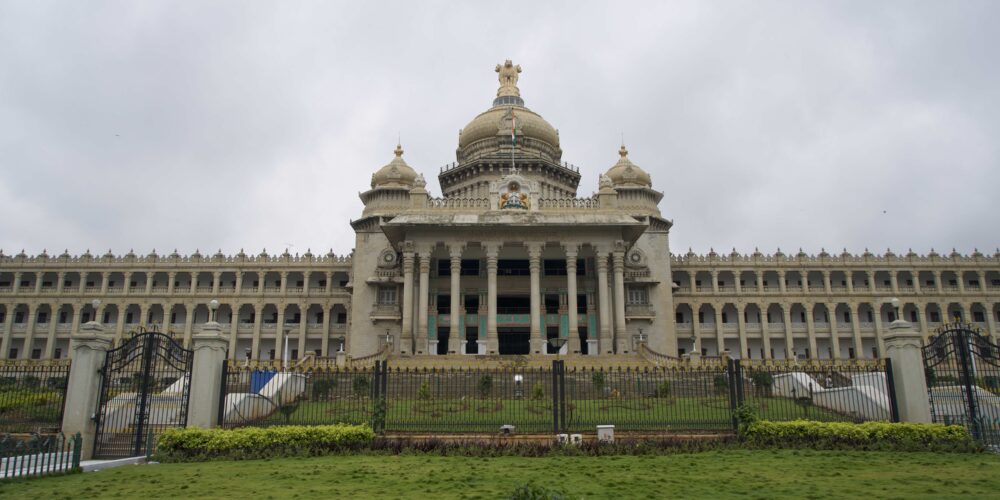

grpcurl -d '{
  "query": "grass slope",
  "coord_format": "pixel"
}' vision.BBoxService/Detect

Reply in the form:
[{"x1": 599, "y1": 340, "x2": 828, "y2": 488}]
[{"x1": 2, "y1": 450, "x2": 998, "y2": 499}]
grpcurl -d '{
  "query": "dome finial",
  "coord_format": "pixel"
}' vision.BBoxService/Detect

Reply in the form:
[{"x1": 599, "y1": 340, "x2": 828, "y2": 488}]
[
  {"x1": 394, "y1": 143, "x2": 403, "y2": 158},
  {"x1": 619, "y1": 144, "x2": 629, "y2": 158},
  {"x1": 495, "y1": 59, "x2": 522, "y2": 98}
]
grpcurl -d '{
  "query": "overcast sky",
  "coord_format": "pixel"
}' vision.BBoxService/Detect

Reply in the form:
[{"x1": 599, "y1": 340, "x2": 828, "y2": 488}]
[{"x1": 1, "y1": 1, "x2": 997, "y2": 259}]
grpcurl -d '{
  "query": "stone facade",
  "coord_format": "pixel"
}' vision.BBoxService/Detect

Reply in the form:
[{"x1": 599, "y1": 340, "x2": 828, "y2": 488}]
[{"x1": 1, "y1": 61, "x2": 998, "y2": 362}]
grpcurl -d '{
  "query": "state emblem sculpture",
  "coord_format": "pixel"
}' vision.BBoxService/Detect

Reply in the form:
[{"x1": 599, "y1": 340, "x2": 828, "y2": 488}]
[
  {"x1": 499, "y1": 180, "x2": 529, "y2": 210},
  {"x1": 495, "y1": 59, "x2": 522, "y2": 97}
]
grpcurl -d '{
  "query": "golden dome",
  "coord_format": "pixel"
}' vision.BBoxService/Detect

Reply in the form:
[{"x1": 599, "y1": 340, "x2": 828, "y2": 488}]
[
  {"x1": 458, "y1": 105, "x2": 560, "y2": 150},
  {"x1": 605, "y1": 145, "x2": 651, "y2": 187},
  {"x1": 371, "y1": 144, "x2": 418, "y2": 188}
]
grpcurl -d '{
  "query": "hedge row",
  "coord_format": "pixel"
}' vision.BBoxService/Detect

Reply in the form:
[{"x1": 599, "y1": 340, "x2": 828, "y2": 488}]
[
  {"x1": 156, "y1": 424, "x2": 376, "y2": 461},
  {"x1": 742, "y1": 420, "x2": 976, "y2": 452}
]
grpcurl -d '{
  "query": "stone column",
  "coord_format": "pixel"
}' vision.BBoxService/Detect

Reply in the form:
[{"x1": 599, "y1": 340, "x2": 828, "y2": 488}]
[
  {"x1": 872, "y1": 306, "x2": 885, "y2": 357},
  {"x1": 736, "y1": 304, "x2": 748, "y2": 358},
  {"x1": 167, "y1": 272, "x2": 177, "y2": 294},
  {"x1": 866, "y1": 270, "x2": 875, "y2": 292},
  {"x1": 756, "y1": 272, "x2": 764, "y2": 292},
  {"x1": 275, "y1": 307, "x2": 286, "y2": 361},
  {"x1": 251, "y1": 303, "x2": 263, "y2": 359},
  {"x1": 890, "y1": 271, "x2": 899, "y2": 294},
  {"x1": 734, "y1": 271, "x2": 743, "y2": 294},
  {"x1": 828, "y1": 303, "x2": 841, "y2": 359},
  {"x1": 884, "y1": 319, "x2": 932, "y2": 422},
  {"x1": 846, "y1": 270, "x2": 854, "y2": 294},
  {"x1": 20, "y1": 304, "x2": 36, "y2": 359},
  {"x1": 596, "y1": 249, "x2": 612, "y2": 354},
  {"x1": 234, "y1": 271, "x2": 243, "y2": 294},
  {"x1": 978, "y1": 271, "x2": 987, "y2": 292},
  {"x1": 933, "y1": 270, "x2": 943, "y2": 293},
  {"x1": 45, "y1": 305, "x2": 59, "y2": 358},
  {"x1": 710, "y1": 270, "x2": 719, "y2": 294},
  {"x1": 416, "y1": 250, "x2": 431, "y2": 354},
  {"x1": 188, "y1": 321, "x2": 230, "y2": 428},
  {"x1": 851, "y1": 303, "x2": 864, "y2": 358},
  {"x1": 714, "y1": 307, "x2": 725, "y2": 357},
  {"x1": 612, "y1": 245, "x2": 627, "y2": 353},
  {"x1": 320, "y1": 303, "x2": 331, "y2": 356},
  {"x1": 449, "y1": 245, "x2": 463, "y2": 355},
  {"x1": 400, "y1": 248, "x2": 415, "y2": 355},
  {"x1": 528, "y1": 243, "x2": 543, "y2": 354},
  {"x1": 11, "y1": 272, "x2": 21, "y2": 294},
  {"x1": 297, "y1": 305, "x2": 308, "y2": 360},
  {"x1": 228, "y1": 307, "x2": 240, "y2": 360},
  {"x1": 1, "y1": 302, "x2": 15, "y2": 359},
  {"x1": 823, "y1": 271, "x2": 832, "y2": 294},
  {"x1": 325, "y1": 271, "x2": 334, "y2": 294},
  {"x1": 485, "y1": 244, "x2": 500, "y2": 354},
  {"x1": 778, "y1": 270, "x2": 787, "y2": 294},
  {"x1": 761, "y1": 306, "x2": 772, "y2": 359},
  {"x1": 782, "y1": 306, "x2": 793, "y2": 359},
  {"x1": 805, "y1": 307, "x2": 817, "y2": 359},
  {"x1": 279, "y1": 271, "x2": 288, "y2": 295},
  {"x1": 144, "y1": 272, "x2": 154, "y2": 295},
  {"x1": 100, "y1": 272, "x2": 110, "y2": 295},
  {"x1": 182, "y1": 304, "x2": 195, "y2": 349},
  {"x1": 303, "y1": 272, "x2": 311, "y2": 296},
  {"x1": 212, "y1": 272, "x2": 221, "y2": 296},
  {"x1": 801, "y1": 272, "x2": 810, "y2": 293},
  {"x1": 565, "y1": 245, "x2": 580, "y2": 354},
  {"x1": 62, "y1": 322, "x2": 113, "y2": 460}
]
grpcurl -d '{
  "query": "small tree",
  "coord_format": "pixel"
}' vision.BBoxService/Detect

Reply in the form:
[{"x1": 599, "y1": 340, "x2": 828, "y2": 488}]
[
  {"x1": 591, "y1": 371, "x2": 606, "y2": 396},
  {"x1": 478, "y1": 374, "x2": 493, "y2": 398},
  {"x1": 417, "y1": 380, "x2": 432, "y2": 401},
  {"x1": 713, "y1": 374, "x2": 730, "y2": 395},
  {"x1": 656, "y1": 380, "x2": 671, "y2": 398},
  {"x1": 352, "y1": 374, "x2": 370, "y2": 398},
  {"x1": 751, "y1": 371, "x2": 773, "y2": 397},
  {"x1": 531, "y1": 381, "x2": 545, "y2": 400},
  {"x1": 312, "y1": 378, "x2": 335, "y2": 399}
]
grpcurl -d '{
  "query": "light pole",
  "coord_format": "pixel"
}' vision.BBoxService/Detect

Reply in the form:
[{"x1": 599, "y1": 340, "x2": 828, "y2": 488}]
[{"x1": 208, "y1": 299, "x2": 219, "y2": 323}]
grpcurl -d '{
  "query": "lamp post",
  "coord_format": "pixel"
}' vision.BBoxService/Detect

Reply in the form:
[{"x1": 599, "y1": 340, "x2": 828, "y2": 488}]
[
  {"x1": 548, "y1": 336, "x2": 568, "y2": 360},
  {"x1": 89, "y1": 299, "x2": 101, "y2": 325},
  {"x1": 208, "y1": 299, "x2": 219, "y2": 323}
]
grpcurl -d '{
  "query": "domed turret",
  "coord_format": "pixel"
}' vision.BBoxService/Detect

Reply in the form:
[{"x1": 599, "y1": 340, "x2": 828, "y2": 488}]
[
  {"x1": 371, "y1": 144, "x2": 417, "y2": 189},
  {"x1": 605, "y1": 145, "x2": 652, "y2": 188}
]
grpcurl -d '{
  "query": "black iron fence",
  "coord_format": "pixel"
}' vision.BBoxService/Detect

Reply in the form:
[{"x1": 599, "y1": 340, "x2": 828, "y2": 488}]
[
  {"x1": 0, "y1": 360, "x2": 71, "y2": 434},
  {"x1": 0, "y1": 432, "x2": 82, "y2": 480},
  {"x1": 219, "y1": 358, "x2": 898, "y2": 433}
]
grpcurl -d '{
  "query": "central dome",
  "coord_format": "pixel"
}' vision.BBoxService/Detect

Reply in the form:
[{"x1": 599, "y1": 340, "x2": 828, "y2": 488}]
[
  {"x1": 457, "y1": 60, "x2": 561, "y2": 156},
  {"x1": 458, "y1": 106, "x2": 560, "y2": 150}
]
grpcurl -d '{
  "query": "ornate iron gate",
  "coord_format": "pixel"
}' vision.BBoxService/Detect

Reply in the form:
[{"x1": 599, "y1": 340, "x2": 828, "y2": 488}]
[
  {"x1": 94, "y1": 328, "x2": 193, "y2": 459},
  {"x1": 923, "y1": 322, "x2": 1000, "y2": 448}
]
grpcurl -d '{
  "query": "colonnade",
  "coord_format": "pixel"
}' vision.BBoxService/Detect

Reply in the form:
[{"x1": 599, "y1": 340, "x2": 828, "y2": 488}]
[{"x1": 396, "y1": 240, "x2": 630, "y2": 355}]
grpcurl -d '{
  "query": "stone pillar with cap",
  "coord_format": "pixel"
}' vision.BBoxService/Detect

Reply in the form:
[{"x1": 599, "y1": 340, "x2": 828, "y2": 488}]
[
  {"x1": 62, "y1": 319, "x2": 113, "y2": 460},
  {"x1": 884, "y1": 297, "x2": 932, "y2": 423},
  {"x1": 188, "y1": 299, "x2": 230, "y2": 428}
]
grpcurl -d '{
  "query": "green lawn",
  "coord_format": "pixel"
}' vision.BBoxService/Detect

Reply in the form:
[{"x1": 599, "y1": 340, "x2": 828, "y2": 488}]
[
  {"x1": 253, "y1": 396, "x2": 845, "y2": 432},
  {"x1": 2, "y1": 450, "x2": 998, "y2": 499}
]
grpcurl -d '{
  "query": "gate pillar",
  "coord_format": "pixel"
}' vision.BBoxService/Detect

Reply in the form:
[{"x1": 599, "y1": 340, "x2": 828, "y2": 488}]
[
  {"x1": 62, "y1": 322, "x2": 113, "y2": 460},
  {"x1": 884, "y1": 320, "x2": 932, "y2": 423},
  {"x1": 188, "y1": 321, "x2": 230, "y2": 428}
]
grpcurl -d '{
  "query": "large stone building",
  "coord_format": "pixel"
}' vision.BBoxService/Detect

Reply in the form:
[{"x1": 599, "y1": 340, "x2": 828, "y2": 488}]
[{"x1": 2, "y1": 61, "x2": 999, "y2": 362}]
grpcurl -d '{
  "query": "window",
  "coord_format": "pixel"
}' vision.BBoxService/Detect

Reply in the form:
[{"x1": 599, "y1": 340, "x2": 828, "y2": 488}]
[
  {"x1": 721, "y1": 312, "x2": 728, "y2": 323},
  {"x1": 318, "y1": 280, "x2": 327, "y2": 287},
  {"x1": 974, "y1": 311, "x2": 986, "y2": 322},
  {"x1": 31, "y1": 349, "x2": 41, "y2": 360},
  {"x1": 437, "y1": 259, "x2": 450, "y2": 276},
  {"x1": 337, "y1": 313, "x2": 348, "y2": 323},
  {"x1": 844, "y1": 311, "x2": 851, "y2": 322},
  {"x1": 497, "y1": 259, "x2": 529, "y2": 276},
  {"x1": 970, "y1": 280, "x2": 980, "y2": 287},
  {"x1": 698, "y1": 311, "x2": 704, "y2": 323},
  {"x1": 695, "y1": 280, "x2": 702, "y2": 287},
  {"x1": 576, "y1": 294, "x2": 587, "y2": 314},
  {"x1": 378, "y1": 287, "x2": 397, "y2": 305},
  {"x1": 126, "y1": 312, "x2": 134, "y2": 323},
  {"x1": 37, "y1": 312, "x2": 48, "y2": 324},
  {"x1": 295, "y1": 280, "x2": 304, "y2": 287},
  {"x1": 8, "y1": 349, "x2": 16, "y2": 359},
  {"x1": 866, "y1": 311, "x2": 873, "y2": 322},
  {"x1": 544, "y1": 294, "x2": 560, "y2": 314},
  {"x1": 906, "y1": 279, "x2": 913, "y2": 286},
  {"x1": 316, "y1": 312, "x2": 324, "y2": 323},
  {"x1": 627, "y1": 288, "x2": 648, "y2": 305},
  {"x1": 543, "y1": 259, "x2": 567, "y2": 276},
  {"x1": 461, "y1": 259, "x2": 480, "y2": 276},
  {"x1": 437, "y1": 295, "x2": 450, "y2": 314},
  {"x1": 910, "y1": 310, "x2": 918, "y2": 322},
  {"x1": 930, "y1": 311, "x2": 940, "y2": 322},
  {"x1": 464, "y1": 295, "x2": 479, "y2": 314},
  {"x1": 676, "y1": 312, "x2": 684, "y2": 323},
  {"x1": 576, "y1": 258, "x2": 586, "y2": 276},
  {"x1": 799, "y1": 312, "x2": 806, "y2": 322},
  {"x1": 54, "y1": 348, "x2": 62, "y2": 359}
]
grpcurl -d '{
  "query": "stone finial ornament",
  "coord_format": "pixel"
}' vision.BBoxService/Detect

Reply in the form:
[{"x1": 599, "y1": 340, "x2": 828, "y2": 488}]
[{"x1": 496, "y1": 59, "x2": 522, "y2": 97}]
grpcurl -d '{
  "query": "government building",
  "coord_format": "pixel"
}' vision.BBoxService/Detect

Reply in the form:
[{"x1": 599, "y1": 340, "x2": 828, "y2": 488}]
[{"x1": 2, "y1": 61, "x2": 999, "y2": 363}]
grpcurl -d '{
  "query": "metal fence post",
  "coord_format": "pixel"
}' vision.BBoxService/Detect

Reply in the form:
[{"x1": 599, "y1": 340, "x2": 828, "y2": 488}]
[
  {"x1": 727, "y1": 358, "x2": 740, "y2": 431},
  {"x1": 217, "y1": 360, "x2": 229, "y2": 427},
  {"x1": 71, "y1": 432, "x2": 82, "y2": 470},
  {"x1": 551, "y1": 360, "x2": 559, "y2": 434},
  {"x1": 883, "y1": 358, "x2": 901, "y2": 423}
]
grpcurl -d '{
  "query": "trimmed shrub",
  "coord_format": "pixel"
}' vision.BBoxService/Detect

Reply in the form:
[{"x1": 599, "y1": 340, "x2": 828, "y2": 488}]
[
  {"x1": 741, "y1": 420, "x2": 977, "y2": 452},
  {"x1": 417, "y1": 381, "x2": 431, "y2": 400},
  {"x1": 751, "y1": 371, "x2": 773, "y2": 397},
  {"x1": 352, "y1": 375, "x2": 370, "y2": 397},
  {"x1": 591, "y1": 372, "x2": 606, "y2": 395},
  {"x1": 156, "y1": 424, "x2": 376, "y2": 462},
  {"x1": 312, "y1": 378, "x2": 335, "y2": 399}
]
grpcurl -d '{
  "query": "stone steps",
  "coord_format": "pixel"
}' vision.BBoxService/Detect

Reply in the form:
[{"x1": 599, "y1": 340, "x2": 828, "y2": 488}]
[{"x1": 384, "y1": 354, "x2": 654, "y2": 370}]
